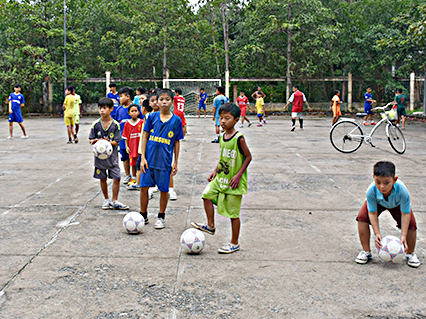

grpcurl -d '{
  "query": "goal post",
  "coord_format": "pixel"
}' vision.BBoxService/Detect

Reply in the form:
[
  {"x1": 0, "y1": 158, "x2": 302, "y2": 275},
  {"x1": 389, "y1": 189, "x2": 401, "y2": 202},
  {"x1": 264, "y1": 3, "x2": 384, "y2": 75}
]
[{"x1": 163, "y1": 78, "x2": 222, "y2": 115}]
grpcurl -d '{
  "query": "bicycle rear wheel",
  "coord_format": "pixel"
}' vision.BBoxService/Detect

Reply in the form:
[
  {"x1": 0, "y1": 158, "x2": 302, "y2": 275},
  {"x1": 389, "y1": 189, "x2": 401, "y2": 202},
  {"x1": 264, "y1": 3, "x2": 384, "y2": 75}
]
[
  {"x1": 330, "y1": 121, "x2": 364, "y2": 153},
  {"x1": 386, "y1": 123, "x2": 406, "y2": 154}
]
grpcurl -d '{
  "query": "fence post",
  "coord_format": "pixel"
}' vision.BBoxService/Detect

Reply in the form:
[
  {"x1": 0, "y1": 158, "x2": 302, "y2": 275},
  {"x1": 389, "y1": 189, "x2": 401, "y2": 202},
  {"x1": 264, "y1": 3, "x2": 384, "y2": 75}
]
[
  {"x1": 225, "y1": 69, "x2": 230, "y2": 98},
  {"x1": 423, "y1": 72, "x2": 426, "y2": 116},
  {"x1": 410, "y1": 71, "x2": 415, "y2": 111},
  {"x1": 48, "y1": 79, "x2": 53, "y2": 113},
  {"x1": 106, "y1": 71, "x2": 111, "y2": 95},
  {"x1": 348, "y1": 73, "x2": 352, "y2": 111}
]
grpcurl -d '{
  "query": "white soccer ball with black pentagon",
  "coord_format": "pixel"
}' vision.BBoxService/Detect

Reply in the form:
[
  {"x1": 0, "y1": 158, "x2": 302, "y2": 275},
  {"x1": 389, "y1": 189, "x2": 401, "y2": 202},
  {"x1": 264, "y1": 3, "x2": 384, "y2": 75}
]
[
  {"x1": 93, "y1": 139, "x2": 113, "y2": 160},
  {"x1": 377, "y1": 235, "x2": 405, "y2": 263},
  {"x1": 122, "y1": 212, "x2": 145, "y2": 234},
  {"x1": 180, "y1": 228, "x2": 206, "y2": 254}
]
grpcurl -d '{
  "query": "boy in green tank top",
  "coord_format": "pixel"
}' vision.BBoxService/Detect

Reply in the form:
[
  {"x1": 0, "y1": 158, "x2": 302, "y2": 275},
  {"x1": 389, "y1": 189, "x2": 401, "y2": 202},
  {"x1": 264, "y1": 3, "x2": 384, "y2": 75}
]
[{"x1": 191, "y1": 103, "x2": 252, "y2": 254}]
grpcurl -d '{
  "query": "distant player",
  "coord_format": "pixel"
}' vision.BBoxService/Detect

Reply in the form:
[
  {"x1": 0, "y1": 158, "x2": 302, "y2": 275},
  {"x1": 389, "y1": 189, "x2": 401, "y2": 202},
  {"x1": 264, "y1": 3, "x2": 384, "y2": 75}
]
[
  {"x1": 191, "y1": 102, "x2": 252, "y2": 254},
  {"x1": 198, "y1": 88, "x2": 208, "y2": 118},
  {"x1": 211, "y1": 86, "x2": 229, "y2": 143},
  {"x1": 71, "y1": 85, "x2": 82, "y2": 143},
  {"x1": 173, "y1": 88, "x2": 187, "y2": 136},
  {"x1": 393, "y1": 88, "x2": 407, "y2": 129},
  {"x1": 139, "y1": 89, "x2": 184, "y2": 229},
  {"x1": 122, "y1": 104, "x2": 143, "y2": 188},
  {"x1": 63, "y1": 86, "x2": 76, "y2": 144},
  {"x1": 255, "y1": 93, "x2": 266, "y2": 126},
  {"x1": 283, "y1": 85, "x2": 311, "y2": 131},
  {"x1": 363, "y1": 86, "x2": 377, "y2": 125},
  {"x1": 107, "y1": 82, "x2": 119, "y2": 119},
  {"x1": 251, "y1": 86, "x2": 266, "y2": 100},
  {"x1": 7, "y1": 84, "x2": 28, "y2": 139},
  {"x1": 133, "y1": 87, "x2": 147, "y2": 106},
  {"x1": 331, "y1": 90, "x2": 342, "y2": 125},
  {"x1": 236, "y1": 90, "x2": 251, "y2": 128},
  {"x1": 355, "y1": 161, "x2": 420, "y2": 268},
  {"x1": 89, "y1": 97, "x2": 129, "y2": 210}
]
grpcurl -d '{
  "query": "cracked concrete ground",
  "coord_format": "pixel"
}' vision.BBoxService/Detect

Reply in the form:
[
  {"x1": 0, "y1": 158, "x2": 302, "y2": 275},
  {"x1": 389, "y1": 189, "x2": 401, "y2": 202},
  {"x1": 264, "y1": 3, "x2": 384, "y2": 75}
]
[{"x1": 0, "y1": 115, "x2": 425, "y2": 318}]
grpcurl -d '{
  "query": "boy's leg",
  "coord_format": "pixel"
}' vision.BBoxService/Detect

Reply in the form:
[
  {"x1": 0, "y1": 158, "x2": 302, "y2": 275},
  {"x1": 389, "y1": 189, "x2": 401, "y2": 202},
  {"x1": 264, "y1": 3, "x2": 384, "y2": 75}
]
[
  {"x1": 406, "y1": 229, "x2": 417, "y2": 254},
  {"x1": 67, "y1": 125, "x2": 72, "y2": 140},
  {"x1": 100, "y1": 178, "x2": 109, "y2": 200},
  {"x1": 183, "y1": 125, "x2": 187, "y2": 136},
  {"x1": 203, "y1": 198, "x2": 215, "y2": 228},
  {"x1": 131, "y1": 165, "x2": 137, "y2": 179},
  {"x1": 159, "y1": 191, "x2": 168, "y2": 215},
  {"x1": 9, "y1": 122, "x2": 13, "y2": 137},
  {"x1": 140, "y1": 187, "x2": 150, "y2": 213},
  {"x1": 402, "y1": 115, "x2": 406, "y2": 129},
  {"x1": 358, "y1": 221, "x2": 371, "y2": 252},
  {"x1": 111, "y1": 178, "x2": 120, "y2": 202},
  {"x1": 230, "y1": 217, "x2": 240, "y2": 245},
  {"x1": 299, "y1": 118, "x2": 303, "y2": 128},
  {"x1": 75, "y1": 123, "x2": 79, "y2": 134},
  {"x1": 123, "y1": 159, "x2": 131, "y2": 177},
  {"x1": 198, "y1": 108, "x2": 200, "y2": 118},
  {"x1": 18, "y1": 122, "x2": 27, "y2": 136},
  {"x1": 204, "y1": 108, "x2": 206, "y2": 118}
]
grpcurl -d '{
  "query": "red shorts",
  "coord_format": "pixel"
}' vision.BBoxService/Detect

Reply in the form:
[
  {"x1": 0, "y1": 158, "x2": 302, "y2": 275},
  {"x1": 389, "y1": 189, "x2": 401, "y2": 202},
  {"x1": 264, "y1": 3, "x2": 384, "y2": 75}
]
[
  {"x1": 240, "y1": 106, "x2": 247, "y2": 117},
  {"x1": 129, "y1": 157, "x2": 138, "y2": 167},
  {"x1": 356, "y1": 201, "x2": 417, "y2": 230},
  {"x1": 174, "y1": 111, "x2": 186, "y2": 127}
]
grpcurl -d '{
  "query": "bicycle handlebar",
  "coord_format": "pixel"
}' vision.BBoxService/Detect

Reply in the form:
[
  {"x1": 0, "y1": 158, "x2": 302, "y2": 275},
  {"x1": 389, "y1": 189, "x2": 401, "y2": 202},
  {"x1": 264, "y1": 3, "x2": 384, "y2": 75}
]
[{"x1": 372, "y1": 102, "x2": 394, "y2": 111}]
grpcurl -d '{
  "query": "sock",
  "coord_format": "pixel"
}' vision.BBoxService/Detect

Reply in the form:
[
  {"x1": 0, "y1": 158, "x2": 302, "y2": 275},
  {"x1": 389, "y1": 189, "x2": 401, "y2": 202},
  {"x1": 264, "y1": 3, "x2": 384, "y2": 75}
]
[
  {"x1": 158, "y1": 213, "x2": 165, "y2": 219},
  {"x1": 299, "y1": 119, "x2": 303, "y2": 128},
  {"x1": 141, "y1": 212, "x2": 148, "y2": 220},
  {"x1": 292, "y1": 119, "x2": 296, "y2": 126},
  {"x1": 169, "y1": 187, "x2": 174, "y2": 192}
]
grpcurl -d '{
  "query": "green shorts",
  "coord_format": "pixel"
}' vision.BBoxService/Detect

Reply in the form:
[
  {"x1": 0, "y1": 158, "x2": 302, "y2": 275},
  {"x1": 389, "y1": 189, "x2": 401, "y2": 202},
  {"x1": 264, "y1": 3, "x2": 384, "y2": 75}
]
[
  {"x1": 74, "y1": 113, "x2": 80, "y2": 124},
  {"x1": 201, "y1": 178, "x2": 242, "y2": 219}
]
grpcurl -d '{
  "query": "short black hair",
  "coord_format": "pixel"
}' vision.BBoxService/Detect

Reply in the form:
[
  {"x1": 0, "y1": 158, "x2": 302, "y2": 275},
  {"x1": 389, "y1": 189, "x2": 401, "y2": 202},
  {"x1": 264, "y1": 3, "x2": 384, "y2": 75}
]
[
  {"x1": 293, "y1": 85, "x2": 299, "y2": 89},
  {"x1": 373, "y1": 161, "x2": 395, "y2": 177},
  {"x1": 136, "y1": 87, "x2": 146, "y2": 94},
  {"x1": 157, "y1": 88, "x2": 174, "y2": 100},
  {"x1": 14, "y1": 84, "x2": 21, "y2": 88},
  {"x1": 175, "y1": 88, "x2": 182, "y2": 95},
  {"x1": 240, "y1": 90, "x2": 245, "y2": 93},
  {"x1": 219, "y1": 102, "x2": 240, "y2": 119},
  {"x1": 142, "y1": 98, "x2": 153, "y2": 112},
  {"x1": 367, "y1": 86, "x2": 372, "y2": 89},
  {"x1": 118, "y1": 86, "x2": 134, "y2": 100},
  {"x1": 200, "y1": 88, "x2": 205, "y2": 91},
  {"x1": 128, "y1": 103, "x2": 140, "y2": 113},
  {"x1": 66, "y1": 85, "x2": 74, "y2": 92},
  {"x1": 109, "y1": 82, "x2": 117, "y2": 88},
  {"x1": 98, "y1": 97, "x2": 114, "y2": 109},
  {"x1": 333, "y1": 90, "x2": 340, "y2": 95},
  {"x1": 216, "y1": 86, "x2": 225, "y2": 94},
  {"x1": 397, "y1": 88, "x2": 403, "y2": 94}
]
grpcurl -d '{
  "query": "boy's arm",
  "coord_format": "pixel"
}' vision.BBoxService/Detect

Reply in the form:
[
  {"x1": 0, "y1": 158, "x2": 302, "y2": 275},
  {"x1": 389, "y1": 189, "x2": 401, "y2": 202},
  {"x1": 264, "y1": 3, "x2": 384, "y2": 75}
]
[
  {"x1": 212, "y1": 106, "x2": 216, "y2": 121},
  {"x1": 171, "y1": 140, "x2": 180, "y2": 176},
  {"x1": 400, "y1": 212, "x2": 411, "y2": 251},
  {"x1": 139, "y1": 131, "x2": 150, "y2": 173},
  {"x1": 208, "y1": 163, "x2": 220, "y2": 182},
  {"x1": 229, "y1": 137, "x2": 252, "y2": 190},
  {"x1": 124, "y1": 139, "x2": 130, "y2": 154},
  {"x1": 305, "y1": 101, "x2": 312, "y2": 112},
  {"x1": 368, "y1": 211, "x2": 382, "y2": 249},
  {"x1": 8, "y1": 100, "x2": 12, "y2": 113}
]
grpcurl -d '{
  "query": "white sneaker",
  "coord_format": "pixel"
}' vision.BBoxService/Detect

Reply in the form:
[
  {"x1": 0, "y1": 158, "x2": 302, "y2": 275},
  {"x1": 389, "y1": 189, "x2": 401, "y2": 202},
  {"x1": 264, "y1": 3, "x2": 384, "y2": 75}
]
[
  {"x1": 148, "y1": 188, "x2": 154, "y2": 199},
  {"x1": 123, "y1": 175, "x2": 132, "y2": 184},
  {"x1": 169, "y1": 189, "x2": 177, "y2": 200},
  {"x1": 355, "y1": 251, "x2": 372, "y2": 264},
  {"x1": 110, "y1": 200, "x2": 129, "y2": 210},
  {"x1": 21, "y1": 135, "x2": 28, "y2": 139},
  {"x1": 102, "y1": 199, "x2": 111, "y2": 210},
  {"x1": 6, "y1": 136, "x2": 13, "y2": 140},
  {"x1": 406, "y1": 253, "x2": 421, "y2": 268},
  {"x1": 151, "y1": 186, "x2": 159, "y2": 193},
  {"x1": 290, "y1": 126, "x2": 296, "y2": 131},
  {"x1": 218, "y1": 243, "x2": 240, "y2": 254},
  {"x1": 239, "y1": 124, "x2": 243, "y2": 128},
  {"x1": 154, "y1": 218, "x2": 165, "y2": 229}
]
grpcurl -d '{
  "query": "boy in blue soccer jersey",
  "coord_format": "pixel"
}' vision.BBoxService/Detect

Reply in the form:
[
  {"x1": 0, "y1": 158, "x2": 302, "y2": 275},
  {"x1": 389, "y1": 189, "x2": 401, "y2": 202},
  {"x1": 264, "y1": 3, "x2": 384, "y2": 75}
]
[
  {"x1": 107, "y1": 82, "x2": 120, "y2": 119},
  {"x1": 363, "y1": 86, "x2": 377, "y2": 125},
  {"x1": 89, "y1": 98, "x2": 129, "y2": 210},
  {"x1": 7, "y1": 84, "x2": 28, "y2": 139},
  {"x1": 211, "y1": 86, "x2": 229, "y2": 143},
  {"x1": 198, "y1": 88, "x2": 208, "y2": 118},
  {"x1": 139, "y1": 89, "x2": 184, "y2": 229},
  {"x1": 355, "y1": 161, "x2": 420, "y2": 268}
]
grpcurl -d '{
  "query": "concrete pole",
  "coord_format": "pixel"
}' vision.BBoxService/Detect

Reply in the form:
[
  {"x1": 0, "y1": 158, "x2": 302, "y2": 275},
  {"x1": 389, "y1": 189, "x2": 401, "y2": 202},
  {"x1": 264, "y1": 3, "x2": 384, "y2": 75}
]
[
  {"x1": 348, "y1": 73, "x2": 353, "y2": 111},
  {"x1": 225, "y1": 69, "x2": 230, "y2": 98},
  {"x1": 233, "y1": 85, "x2": 238, "y2": 102},
  {"x1": 410, "y1": 71, "x2": 415, "y2": 111},
  {"x1": 48, "y1": 79, "x2": 53, "y2": 113},
  {"x1": 106, "y1": 71, "x2": 111, "y2": 95},
  {"x1": 165, "y1": 69, "x2": 170, "y2": 89},
  {"x1": 423, "y1": 72, "x2": 426, "y2": 116}
]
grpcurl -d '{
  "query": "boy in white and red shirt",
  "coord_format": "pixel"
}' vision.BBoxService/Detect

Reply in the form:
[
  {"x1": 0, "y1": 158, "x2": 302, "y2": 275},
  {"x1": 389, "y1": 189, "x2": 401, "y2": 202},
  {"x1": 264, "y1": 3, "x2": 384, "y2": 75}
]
[
  {"x1": 284, "y1": 85, "x2": 311, "y2": 131},
  {"x1": 237, "y1": 90, "x2": 252, "y2": 128},
  {"x1": 173, "y1": 88, "x2": 187, "y2": 136},
  {"x1": 122, "y1": 104, "x2": 143, "y2": 186}
]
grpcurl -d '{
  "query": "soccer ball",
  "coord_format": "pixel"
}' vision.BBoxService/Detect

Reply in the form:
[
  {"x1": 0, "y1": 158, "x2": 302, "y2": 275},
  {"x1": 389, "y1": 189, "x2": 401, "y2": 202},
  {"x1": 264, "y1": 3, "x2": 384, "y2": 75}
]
[
  {"x1": 93, "y1": 140, "x2": 113, "y2": 160},
  {"x1": 122, "y1": 212, "x2": 145, "y2": 234},
  {"x1": 180, "y1": 228, "x2": 206, "y2": 254},
  {"x1": 377, "y1": 235, "x2": 405, "y2": 263}
]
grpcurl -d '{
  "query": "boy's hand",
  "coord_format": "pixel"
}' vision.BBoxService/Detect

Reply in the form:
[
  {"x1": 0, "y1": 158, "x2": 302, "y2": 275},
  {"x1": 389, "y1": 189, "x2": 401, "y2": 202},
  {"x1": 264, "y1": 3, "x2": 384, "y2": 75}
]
[
  {"x1": 230, "y1": 174, "x2": 241, "y2": 189},
  {"x1": 126, "y1": 146, "x2": 131, "y2": 154},
  {"x1": 9, "y1": 109, "x2": 13, "y2": 114},
  {"x1": 400, "y1": 236, "x2": 408, "y2": 252},
  {"x1": 140, "y1": 157, "x2": 148, "y2": 174},
  {"x1": 171, "y1": 162, "x2": 178, "y2": 176},
  {"x1": 374, "y1": 233, "x2": 382, "y2": 250},
  {"x1": 308, "y1": 107, "x2": 312, "y2": 112},
  {"x1": 89, "y1": 139, "x2": 97, "y2": 145},
  {"x1": 207, "y1": 171, "x2": 216, "y2": 182}
]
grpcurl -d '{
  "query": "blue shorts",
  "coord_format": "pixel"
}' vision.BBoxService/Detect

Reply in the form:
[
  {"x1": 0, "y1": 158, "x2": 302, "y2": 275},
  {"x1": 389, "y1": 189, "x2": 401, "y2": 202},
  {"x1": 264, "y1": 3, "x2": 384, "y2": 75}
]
[
  {"x1": 199, "y1": 102, "x2": 206, "y2": 110},
  {"x1": 364, "y1": 106, "x2": 373, "y2": 115},
  {"x1": 119, "y1": 140, "x2": 129, "y2": 162},
  {"x1": 140, "y1": 167, "x2": 170, "y2": 193},
  {"x1": 215, "y1": 117, "x2": 220, "y2": 126},
  {"x1": 9, "y1": 109, "x2": 23, "y2": 123},
  {"x1": 257, "y1": 113, "x2": 264, "y2": 118}
]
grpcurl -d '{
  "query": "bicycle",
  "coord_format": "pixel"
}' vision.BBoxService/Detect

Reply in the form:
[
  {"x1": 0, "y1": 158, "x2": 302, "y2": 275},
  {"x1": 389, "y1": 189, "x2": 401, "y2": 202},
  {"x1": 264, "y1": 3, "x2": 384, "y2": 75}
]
[{"x1": 329, "y1": 103, "x2": 406, "y2": 154}]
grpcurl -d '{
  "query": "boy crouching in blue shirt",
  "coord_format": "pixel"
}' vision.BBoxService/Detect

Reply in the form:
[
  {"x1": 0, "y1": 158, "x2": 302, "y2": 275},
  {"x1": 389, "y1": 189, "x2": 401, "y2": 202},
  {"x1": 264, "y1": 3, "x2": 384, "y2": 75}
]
[
  {"x1": 139, "y1": 89, "x2": 184, "y2": 229},
  {"x1": 355, "y1": 161, "x2": 420, "y2": 267}
]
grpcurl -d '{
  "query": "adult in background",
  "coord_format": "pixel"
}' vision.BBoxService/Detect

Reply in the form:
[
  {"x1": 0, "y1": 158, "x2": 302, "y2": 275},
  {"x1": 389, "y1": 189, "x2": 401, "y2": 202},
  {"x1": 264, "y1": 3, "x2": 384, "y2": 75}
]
[
  {"x1": 251, "y1": 86, "x2": 266, "y2": 100},
  {"x1": 283, "y1": 85, "x2": 311, "y2": 131}
]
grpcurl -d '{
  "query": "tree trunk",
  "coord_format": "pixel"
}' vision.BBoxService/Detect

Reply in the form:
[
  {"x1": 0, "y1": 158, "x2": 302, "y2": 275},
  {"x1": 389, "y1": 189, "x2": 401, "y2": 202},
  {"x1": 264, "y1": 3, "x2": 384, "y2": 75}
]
[
  {"x1": 211, "y1": 7, "x2": 221, "y2": 77},
  {"x1": 286, "y1": 3, "x2": 292, "y2": 100},
  {"x1": 162, "y1": 13, "x2": 167, "y2": 79},
  {"x1": 221, "y1": 2, "x2": 229, "y2": 74}
]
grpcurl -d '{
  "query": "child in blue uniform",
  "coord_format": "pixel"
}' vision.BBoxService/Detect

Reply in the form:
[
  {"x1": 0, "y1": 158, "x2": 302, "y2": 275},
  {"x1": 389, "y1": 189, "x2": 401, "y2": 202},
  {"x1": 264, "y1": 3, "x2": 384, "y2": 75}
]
[
  {"x1": 8, "y1": 84, "x2": 28, "y2": 139},
  {"x1": 198, "y1": 88, "x2": 208, "y2": 118},
  {"x1": 363, "y1": 86, "x2": 377, "y2": 125},
  {"x1": 139, "y1": 89, "x2": 184, "y2": 229}
]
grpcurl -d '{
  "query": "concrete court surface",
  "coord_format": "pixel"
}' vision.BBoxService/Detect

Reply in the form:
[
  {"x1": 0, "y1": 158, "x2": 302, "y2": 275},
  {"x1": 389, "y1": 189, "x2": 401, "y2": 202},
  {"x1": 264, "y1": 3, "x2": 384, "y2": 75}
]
[{"x1": 0, "y1": 114, "x2": 426, "y2": 319}]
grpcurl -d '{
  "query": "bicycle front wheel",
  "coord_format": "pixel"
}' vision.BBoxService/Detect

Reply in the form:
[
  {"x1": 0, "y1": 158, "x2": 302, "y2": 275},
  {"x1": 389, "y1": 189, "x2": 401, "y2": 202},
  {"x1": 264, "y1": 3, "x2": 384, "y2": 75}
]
[
  {"x1": 330, "y1": 121, "x2": 364, "y2": 153},
  {"x1": 386, "y1": 123, "x2": 406, "y2": 154}
]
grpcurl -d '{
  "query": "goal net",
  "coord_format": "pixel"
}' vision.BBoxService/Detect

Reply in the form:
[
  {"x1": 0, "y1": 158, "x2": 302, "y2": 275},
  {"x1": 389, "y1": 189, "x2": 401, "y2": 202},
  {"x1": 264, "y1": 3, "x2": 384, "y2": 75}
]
[{"x1": 163, "y1": 79, "x2": 222, "y2": 115}]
